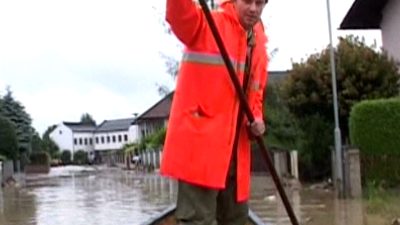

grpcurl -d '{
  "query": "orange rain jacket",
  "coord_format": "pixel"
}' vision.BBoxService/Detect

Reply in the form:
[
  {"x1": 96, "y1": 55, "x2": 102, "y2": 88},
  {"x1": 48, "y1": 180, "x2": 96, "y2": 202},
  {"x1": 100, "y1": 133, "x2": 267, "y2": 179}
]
[{"x1": 160, "y1": 0, "x2": 268, "y2": 202}]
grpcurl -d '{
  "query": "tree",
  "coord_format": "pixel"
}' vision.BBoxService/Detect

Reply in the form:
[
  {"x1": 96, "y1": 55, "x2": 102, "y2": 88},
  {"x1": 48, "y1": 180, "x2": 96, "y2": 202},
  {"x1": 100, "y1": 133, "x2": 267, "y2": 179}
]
[
  {"x1": 283, "y1": 36, "x2": 400, "y2": 141},
  {"x1": 31, "y1": 131, "x2": 43, "y2": 153},
  {"x1": 0, "y1": 116, "x2": 18, "y2": 160},
  {"x1": 264, "y1": 83, "x2": 301, "y2": 150},
  {"x1": 0, "y1": 87, "x2": 33, "y2": 156},
  {"x1": 80, "y1": 113, "x2": 96, "y2": 126},
  {"x1": 282, "y1": 36, "x2": 400, "y2": 180},
  {"x1": 43, "y1": 137, "x2": 60, "y2": 159},
  {"x1": 30, "y1": 126, "x2": 59, "y2": 159}
]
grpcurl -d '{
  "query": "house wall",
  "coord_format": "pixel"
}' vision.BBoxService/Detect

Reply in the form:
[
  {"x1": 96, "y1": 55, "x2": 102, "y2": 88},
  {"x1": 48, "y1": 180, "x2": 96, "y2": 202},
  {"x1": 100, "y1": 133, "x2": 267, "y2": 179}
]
[
  {"x1": 73, "y1": 132, "x2": 95, "y2": 153},
  {"x1": 138, "y1": 119, "x2": 167, "y2": 140},
  {"x1": 49, "y1": 124, "x2": 73, "y2": 152},
  {"x1": 94, "y1": 131, "x2": 131, "y2": 151},
  {"x1": 381, "y1": 0, "x2": 400, "y2": 65},
  {"x1": 128, "y1": 125, "x2": 139, "y2": 143}
]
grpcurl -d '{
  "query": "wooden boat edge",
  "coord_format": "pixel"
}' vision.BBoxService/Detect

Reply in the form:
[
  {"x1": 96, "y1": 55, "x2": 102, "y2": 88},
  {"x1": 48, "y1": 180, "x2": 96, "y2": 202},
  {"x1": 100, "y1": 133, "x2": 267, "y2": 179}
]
[{"x1": 140, "y1": 205, "x2": 266, "y2": 225}]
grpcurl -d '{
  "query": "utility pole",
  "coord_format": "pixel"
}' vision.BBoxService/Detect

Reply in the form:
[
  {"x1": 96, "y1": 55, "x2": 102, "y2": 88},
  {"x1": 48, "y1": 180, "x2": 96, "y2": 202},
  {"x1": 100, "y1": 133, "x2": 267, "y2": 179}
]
[{"x1": 325, "y1": 0, "x2": 344, "y2": 198}]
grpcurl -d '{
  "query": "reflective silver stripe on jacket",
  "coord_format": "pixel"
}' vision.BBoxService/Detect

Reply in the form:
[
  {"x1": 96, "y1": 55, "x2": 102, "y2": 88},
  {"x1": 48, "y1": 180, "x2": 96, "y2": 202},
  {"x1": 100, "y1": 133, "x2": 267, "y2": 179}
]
[{"x1": 182, "y1": 51, "x2": 246, "y2": 72}]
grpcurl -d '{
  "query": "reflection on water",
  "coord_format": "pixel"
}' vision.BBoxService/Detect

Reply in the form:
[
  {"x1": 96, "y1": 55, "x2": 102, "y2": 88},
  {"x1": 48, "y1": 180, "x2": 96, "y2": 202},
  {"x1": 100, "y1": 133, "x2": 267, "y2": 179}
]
[{"x1": 0, "y1": 167, "x2": 371, "y2": 225}]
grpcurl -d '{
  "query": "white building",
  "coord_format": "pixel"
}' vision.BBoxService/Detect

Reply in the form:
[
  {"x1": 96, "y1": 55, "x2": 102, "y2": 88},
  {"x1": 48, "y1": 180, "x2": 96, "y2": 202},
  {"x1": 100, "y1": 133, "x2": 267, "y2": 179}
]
[
  {"x1": 50, "y1": 118, "x2": 139, "y2": 158},
  {"x1": 340, "y1": 0, "x2": 400, "y2": 67}
]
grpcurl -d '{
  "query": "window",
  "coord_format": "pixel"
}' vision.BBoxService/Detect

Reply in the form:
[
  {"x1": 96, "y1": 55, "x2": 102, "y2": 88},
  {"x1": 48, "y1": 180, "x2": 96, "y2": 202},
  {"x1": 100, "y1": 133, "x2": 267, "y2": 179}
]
[
  {"x1": 101, "y1": 136, "x2": 104, "y2": 144},
  {"x1": 95, "y1": 137, "x2": 99, "y2": 144},
  {"x1": 118, "y1": 135, "x2": 122, "y2": 142},
  {"x1": 84, "y1": 138, "x2": 88, "y2": 145},
  {"x1": 107, "y1": 136, "x2": 110, "y2": 143},
  {"x1": 112, "y1": 136, "x2": 116, "y2": 143},
  {"x1": 74, "y1": 138, "x2": 77, "y2": 145},
  {"x1": 89, "y1": 138, "x2": 93, "y2": 145},
  {"x1": 124, "y1": 134, "x2": 128, "y2": 142},
  {"x1": 79, "y1": 138, "x2": 82, "y2": 145}
]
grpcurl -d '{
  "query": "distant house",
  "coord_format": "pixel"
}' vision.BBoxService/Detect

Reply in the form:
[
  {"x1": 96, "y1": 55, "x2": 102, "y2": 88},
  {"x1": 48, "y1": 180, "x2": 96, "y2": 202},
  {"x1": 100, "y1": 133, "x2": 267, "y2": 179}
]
[
  {"x1": 50, "y1": 122, "x2": 97, "y2": 154},
  {"x1": 340, "y1": 0, "x2": 400, "y2": 67},
  {"x1": 50, "y1": 118, "x2": 139, "y2": 158},
  {"x1": 269, "y1": 70, "x2": 290, "y2": 84},
  {"x1": 134, "y1": 92, "x2": 173, "y2": 140}
]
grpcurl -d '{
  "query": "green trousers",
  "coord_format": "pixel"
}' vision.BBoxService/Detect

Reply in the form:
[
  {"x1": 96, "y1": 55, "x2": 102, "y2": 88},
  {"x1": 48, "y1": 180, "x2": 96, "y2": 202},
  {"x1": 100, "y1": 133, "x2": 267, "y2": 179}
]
[{"x1": 175, "y1": 162, "x2": 248, "y2": 225}]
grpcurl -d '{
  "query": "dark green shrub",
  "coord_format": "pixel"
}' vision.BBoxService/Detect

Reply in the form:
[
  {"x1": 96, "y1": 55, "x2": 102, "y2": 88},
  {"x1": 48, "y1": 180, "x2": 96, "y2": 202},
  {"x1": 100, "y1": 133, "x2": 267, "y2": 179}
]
[
  {"x1": 73, "y1": 150, "x2": 88, "y2": 165},
  {"x1": 60, "y1": 150, "x2": 72, "y2": 165},
  {"x1": 149, "y1": 127, "x2": 166, "y2": 148},
  {"x1": 350, "y1": 98, "x2": 400, "y2": 186},
  {"x1": 138, "y1": 127, "x2": 166, "y2": 151},
  {"x1": 29, "y1": 152, "x2": 50, "y2": 165}
]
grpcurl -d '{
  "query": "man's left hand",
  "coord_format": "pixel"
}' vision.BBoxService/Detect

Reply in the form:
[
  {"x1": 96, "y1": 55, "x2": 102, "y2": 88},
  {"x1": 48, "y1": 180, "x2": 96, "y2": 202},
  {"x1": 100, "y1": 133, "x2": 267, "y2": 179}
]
[{"x1": 249, "y1": 119, "x2": 265, "y2": 137}]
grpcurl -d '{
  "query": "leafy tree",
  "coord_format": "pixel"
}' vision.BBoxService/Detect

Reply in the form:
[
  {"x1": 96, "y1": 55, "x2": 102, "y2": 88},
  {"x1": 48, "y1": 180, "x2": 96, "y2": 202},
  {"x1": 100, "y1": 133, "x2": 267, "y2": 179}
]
[
  {"x1": 264, "y1": 83, "x2": 301, "y2": 150},
  {"x1": 80, "y1": 113, "x2": 96, "y2": 126},
  {"x1": 281, "y1": 36, "x2": 400, "y2": 180},
  {"x1": 0, "y1": 87, "x2": 33, "y2": 155},
  {"x1": 283, "y1": 36, "x2": 400, "y2": 141},
  {"x1": 0, "y1": 116, "x2": 18, "y2": 160},
  {"x1": 31, "y1": 131, "x2": 43, "y2": 153},
  {"x1": 30, "y1": 126, "x2": 59, "y2": 159},
  {"x1": 42, "y1": 125, "x2": 60, "y2": 158}
]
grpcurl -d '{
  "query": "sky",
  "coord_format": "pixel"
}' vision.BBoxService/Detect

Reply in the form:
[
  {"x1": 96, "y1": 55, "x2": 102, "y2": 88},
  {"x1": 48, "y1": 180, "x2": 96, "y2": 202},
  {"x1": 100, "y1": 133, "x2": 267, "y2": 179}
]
[{"x1": 0, "y1": 0, "x2": 382, "y2": 135}]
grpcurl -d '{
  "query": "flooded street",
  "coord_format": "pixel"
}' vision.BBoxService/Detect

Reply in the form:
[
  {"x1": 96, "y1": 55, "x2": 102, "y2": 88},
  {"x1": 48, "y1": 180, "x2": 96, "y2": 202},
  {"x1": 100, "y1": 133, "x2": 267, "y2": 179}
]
[
  {"x1": 0, "y1": 166, "x2": 391, "y2": 225},
  {"x1": 0, "y1": 166, "x2": 176, "y2": 225}
]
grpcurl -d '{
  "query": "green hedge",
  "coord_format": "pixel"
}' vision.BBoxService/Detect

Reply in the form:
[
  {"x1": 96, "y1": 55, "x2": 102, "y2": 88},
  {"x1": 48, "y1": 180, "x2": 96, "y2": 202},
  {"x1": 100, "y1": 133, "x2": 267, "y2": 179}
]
[
  {"x1": 73, "y1": 150, "x2": 88, "y2": 165},
  {"x1": 349, "y1": 98, "x2": 400, "y2": 186},
  {"x1": 60, "y1": 150, "x2": 72, "y2": 165},
  {"x1": 350, "y1": 98, "x2": 400, "y2": 155},
  {"x1": 29, "y1": 152, "x2": 50, "y2": 165}
]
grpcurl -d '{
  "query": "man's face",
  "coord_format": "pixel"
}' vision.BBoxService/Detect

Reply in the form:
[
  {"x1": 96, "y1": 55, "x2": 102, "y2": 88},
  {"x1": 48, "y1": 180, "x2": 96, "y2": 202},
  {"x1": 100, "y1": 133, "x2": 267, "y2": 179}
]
[{"x1": 234, "y1": 0, "x2": 267, "y2": 30}]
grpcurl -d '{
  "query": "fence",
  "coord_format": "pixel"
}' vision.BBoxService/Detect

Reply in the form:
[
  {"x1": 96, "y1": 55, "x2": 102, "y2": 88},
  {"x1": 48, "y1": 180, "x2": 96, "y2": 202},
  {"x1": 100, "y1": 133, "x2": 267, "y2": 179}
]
[{"x1": 138, "y1": 148, "x2": 299, "y2": 179}]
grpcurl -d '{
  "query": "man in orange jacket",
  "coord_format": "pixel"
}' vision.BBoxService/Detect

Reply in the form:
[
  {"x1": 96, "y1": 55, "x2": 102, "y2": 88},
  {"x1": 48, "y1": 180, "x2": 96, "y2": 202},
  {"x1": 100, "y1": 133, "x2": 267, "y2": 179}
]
[{"x1": 160, "y1": 0, "x2": 269, "y2": 224}]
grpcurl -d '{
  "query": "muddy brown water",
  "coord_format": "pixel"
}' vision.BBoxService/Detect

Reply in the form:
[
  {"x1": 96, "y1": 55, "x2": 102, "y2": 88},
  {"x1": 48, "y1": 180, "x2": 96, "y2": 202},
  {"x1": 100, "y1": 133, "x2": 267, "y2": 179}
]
[{"x1": 0, "y1": 166, "x2": 386, "y2": 225}]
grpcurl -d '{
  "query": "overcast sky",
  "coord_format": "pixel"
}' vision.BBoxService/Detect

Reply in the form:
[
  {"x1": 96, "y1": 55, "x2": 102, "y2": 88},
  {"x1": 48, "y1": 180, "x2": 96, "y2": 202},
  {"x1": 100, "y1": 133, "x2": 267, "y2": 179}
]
[{"x1": 0, "y1": 0, "x2": 381, "y2": 135}]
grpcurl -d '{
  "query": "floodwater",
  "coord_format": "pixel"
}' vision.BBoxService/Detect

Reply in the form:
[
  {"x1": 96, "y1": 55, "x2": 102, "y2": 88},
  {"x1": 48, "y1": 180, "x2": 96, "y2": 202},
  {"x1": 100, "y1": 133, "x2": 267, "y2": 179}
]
[
  {"x1": 0, "y1": 166, "x2": 382, "y2": 225},
  {"x1": 0, "y1": 166, "x2": 176, "y2": 225}
]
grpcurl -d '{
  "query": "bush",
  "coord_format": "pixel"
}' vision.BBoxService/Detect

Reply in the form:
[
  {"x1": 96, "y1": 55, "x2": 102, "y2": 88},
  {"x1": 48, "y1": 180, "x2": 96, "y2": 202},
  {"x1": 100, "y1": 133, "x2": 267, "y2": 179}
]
[
  {"x1": 60, "y1": 150, "x2": 72, "y2": 165},
  {"x1": 350, "y1": 98, "x2": 400, "y2": 186},
  {"x1": 29, "y1": 152, "x2": 50, "y2": 165},
  {"x1": 73, "y1": 150, "x2": 88, "y2": 165}
]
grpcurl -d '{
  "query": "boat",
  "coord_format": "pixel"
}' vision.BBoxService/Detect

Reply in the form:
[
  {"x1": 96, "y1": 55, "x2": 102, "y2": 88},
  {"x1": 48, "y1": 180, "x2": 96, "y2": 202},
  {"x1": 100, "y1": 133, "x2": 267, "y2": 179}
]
[{"x1": 141, "y1": 205, "x2": 266, "y2": 225}]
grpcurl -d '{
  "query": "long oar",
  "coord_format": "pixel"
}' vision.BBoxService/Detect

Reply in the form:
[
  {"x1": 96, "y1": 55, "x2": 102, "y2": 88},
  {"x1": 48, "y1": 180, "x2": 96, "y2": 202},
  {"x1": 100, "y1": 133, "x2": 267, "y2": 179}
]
[{"x1": 197, "y1": 1, "x2": 300, "y2": 225}]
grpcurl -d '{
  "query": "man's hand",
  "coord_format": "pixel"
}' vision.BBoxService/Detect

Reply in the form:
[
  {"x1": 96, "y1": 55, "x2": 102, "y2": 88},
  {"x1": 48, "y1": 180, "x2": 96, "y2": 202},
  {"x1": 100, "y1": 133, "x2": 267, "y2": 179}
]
[{"x1": 249, "y1": 119, "x2": 265, "y2": 137}]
